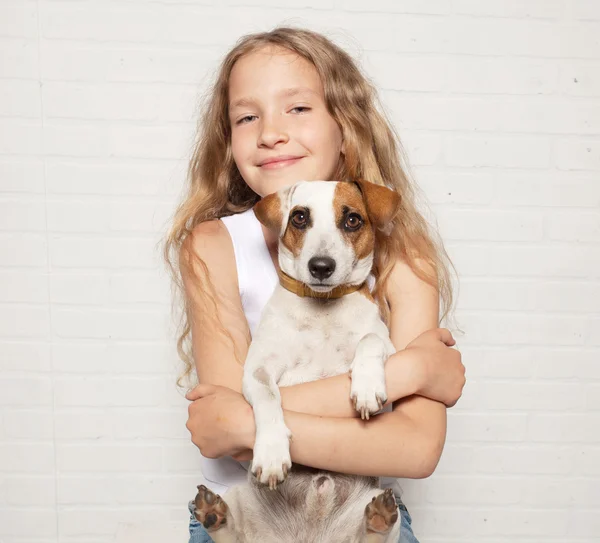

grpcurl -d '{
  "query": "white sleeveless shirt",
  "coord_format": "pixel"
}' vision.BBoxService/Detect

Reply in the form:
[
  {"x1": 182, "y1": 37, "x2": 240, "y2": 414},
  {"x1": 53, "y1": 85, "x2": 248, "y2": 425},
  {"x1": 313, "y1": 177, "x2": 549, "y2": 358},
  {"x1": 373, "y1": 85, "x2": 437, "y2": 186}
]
[{"x1": 199, "y1": 208, "x2": 399, "y2": 496}]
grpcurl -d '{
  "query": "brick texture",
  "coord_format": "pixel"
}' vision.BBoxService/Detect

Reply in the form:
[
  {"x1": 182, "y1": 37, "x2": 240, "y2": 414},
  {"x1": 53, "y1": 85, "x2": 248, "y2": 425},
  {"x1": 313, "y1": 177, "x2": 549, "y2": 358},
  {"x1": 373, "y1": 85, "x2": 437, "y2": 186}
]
[{"x1": 1, "y1": 0, "x2": 599, "y2": 541}]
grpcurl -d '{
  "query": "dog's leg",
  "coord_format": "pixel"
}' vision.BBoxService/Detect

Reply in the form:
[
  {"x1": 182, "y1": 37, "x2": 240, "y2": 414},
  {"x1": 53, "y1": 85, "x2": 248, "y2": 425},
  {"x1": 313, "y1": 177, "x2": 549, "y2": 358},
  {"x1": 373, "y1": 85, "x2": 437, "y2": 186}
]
[
  {"x1": 242, "y1": 348, "x2": 292, "y2": 489},
  {"x1": 363, "y1": 488, "x2": 400, "y2": 542},
  {"x1": 350, "y1": 333, "x2": 391, "y2": 420},
  {"x1": 193, "y1": 485, "x2": 240, "y2": 543}
]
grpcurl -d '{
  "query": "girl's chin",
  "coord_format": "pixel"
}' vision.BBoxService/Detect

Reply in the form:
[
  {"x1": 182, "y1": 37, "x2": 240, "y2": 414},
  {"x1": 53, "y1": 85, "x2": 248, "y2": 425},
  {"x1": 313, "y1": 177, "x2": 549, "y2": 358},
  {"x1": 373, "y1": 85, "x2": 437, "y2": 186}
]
[
  {"x1": 252, "y1": 172, "x2": 325, "y2": 196},
  {"x1": 266, "y1": 178, "x2": 306, "y2": 192}
]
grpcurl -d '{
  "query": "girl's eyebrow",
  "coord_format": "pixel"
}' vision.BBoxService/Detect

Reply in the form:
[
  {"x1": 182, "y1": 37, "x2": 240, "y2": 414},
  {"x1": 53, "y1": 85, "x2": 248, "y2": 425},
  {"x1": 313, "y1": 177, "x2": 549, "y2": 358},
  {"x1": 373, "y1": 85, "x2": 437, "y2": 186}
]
[{"x1": 229, "y1": 87, "x2": 318, "y2": 110}]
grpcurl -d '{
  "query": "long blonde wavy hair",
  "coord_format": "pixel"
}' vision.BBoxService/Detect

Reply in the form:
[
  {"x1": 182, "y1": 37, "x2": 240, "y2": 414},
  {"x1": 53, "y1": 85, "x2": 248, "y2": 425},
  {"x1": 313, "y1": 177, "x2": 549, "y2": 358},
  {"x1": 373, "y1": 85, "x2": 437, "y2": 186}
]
[{"x1": 164, "y1": 26, "x2": 457, "y2": 387}]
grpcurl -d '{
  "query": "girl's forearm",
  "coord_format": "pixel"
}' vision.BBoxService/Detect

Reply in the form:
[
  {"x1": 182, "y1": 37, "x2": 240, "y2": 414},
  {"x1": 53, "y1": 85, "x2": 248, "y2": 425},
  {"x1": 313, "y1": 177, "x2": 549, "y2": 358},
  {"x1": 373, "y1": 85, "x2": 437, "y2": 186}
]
[
  {"x1": 265, "y1": 407, "x2": 443, "y2": 479},
  {"x1": 279, "y1": 349, "x2": 420, "y2": 418}
]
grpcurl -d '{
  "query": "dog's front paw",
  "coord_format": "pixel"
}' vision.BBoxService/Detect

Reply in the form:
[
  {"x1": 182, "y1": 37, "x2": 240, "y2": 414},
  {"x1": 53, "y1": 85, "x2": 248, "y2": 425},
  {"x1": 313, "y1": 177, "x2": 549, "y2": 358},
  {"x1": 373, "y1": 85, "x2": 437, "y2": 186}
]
[
  {"x1": 251, "y1": 424, "x2": 292, "y2": 490},
  {"x1": 350, "y1": 377, "x2": 387, "y2": 420}
]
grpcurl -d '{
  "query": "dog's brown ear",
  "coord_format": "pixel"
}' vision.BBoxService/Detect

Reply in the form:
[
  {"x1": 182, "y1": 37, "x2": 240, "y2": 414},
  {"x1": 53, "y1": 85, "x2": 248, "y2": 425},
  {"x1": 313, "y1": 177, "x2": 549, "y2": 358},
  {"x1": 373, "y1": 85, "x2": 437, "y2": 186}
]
[
  {"x1": 254, "y1": 192, "x2": 284, "y2": 233},
  {"x1": 353, "y1": 179, "x2": 401, "y2": 233}
]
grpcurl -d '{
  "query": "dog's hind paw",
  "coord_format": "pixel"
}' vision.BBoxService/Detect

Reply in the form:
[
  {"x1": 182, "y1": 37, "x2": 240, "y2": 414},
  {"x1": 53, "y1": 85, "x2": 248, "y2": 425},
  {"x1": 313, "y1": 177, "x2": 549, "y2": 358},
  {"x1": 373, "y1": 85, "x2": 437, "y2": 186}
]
[
  {"x1": 365, "y1": 488, "x2": 399, "y2": 534},
  {"x1": 194, "y1": 484, "x2": 229, "y2": 532}
]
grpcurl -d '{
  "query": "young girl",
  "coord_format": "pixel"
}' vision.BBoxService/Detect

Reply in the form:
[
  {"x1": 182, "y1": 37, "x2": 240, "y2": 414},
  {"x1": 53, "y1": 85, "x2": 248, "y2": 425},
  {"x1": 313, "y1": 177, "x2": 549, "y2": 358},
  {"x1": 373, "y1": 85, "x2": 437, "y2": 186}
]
[{"x1": 164, "y1": 27, "x2": 465, "y2": 543}]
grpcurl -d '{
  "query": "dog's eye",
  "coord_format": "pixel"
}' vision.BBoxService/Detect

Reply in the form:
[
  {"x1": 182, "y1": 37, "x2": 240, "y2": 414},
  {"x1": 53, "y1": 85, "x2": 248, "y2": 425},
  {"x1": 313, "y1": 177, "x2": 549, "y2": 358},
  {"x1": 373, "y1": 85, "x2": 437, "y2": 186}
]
[
  {"x1": 344, "y1": 213, "x2": 363, "y2": 231},
  {"x1": 291, "y1": 209, "x2": 308, "y2": 229}
]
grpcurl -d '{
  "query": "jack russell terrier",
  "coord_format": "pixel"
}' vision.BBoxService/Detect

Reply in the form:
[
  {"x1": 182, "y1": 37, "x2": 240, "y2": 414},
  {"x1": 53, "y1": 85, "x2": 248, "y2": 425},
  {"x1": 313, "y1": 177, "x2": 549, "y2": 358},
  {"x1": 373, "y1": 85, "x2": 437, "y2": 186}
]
[{"x1": 193, "y1": 179, "x2": 402, "y2": 542}]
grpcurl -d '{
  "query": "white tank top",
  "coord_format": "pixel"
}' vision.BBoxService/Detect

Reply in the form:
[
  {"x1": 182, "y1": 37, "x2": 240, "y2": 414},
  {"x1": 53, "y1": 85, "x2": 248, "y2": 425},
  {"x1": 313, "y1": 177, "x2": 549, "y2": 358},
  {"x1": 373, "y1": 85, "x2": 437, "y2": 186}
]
[
  {"x1": 223, "y1": 208, "x2": 279, "y2": 337},
  {"x1": 199, "y1": 208, "x2": 400, "y2": 496}
]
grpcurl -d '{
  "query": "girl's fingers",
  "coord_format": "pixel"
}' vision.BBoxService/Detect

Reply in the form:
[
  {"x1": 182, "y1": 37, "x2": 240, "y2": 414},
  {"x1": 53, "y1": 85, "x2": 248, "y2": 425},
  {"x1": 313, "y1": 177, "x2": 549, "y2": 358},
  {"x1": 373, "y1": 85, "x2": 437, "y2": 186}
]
[
  {"x1": 185, "y1": 384, "x2": 215, "y2": 401},
  {"x1": 437, "y1": 328, "x2": 456, "y2": 347},
  {"x1": 185, "y1": 388, "x2": 198, "y2": 401}
]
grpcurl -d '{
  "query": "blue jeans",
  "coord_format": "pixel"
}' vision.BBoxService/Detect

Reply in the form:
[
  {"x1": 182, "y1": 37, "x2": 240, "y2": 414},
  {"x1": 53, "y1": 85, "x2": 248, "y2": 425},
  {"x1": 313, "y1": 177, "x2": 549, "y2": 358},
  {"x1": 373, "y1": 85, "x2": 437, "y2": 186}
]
[{"x1": 188, "y1": 498, "x2": 420, "y2": 543}]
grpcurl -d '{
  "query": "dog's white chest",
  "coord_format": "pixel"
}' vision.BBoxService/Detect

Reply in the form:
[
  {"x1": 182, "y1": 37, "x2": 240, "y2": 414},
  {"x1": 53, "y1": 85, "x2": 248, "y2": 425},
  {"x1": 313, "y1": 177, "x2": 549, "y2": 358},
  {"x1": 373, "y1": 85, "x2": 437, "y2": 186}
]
[{"x1": 254, "y1": 287, "x2": 385, "y2": 387}]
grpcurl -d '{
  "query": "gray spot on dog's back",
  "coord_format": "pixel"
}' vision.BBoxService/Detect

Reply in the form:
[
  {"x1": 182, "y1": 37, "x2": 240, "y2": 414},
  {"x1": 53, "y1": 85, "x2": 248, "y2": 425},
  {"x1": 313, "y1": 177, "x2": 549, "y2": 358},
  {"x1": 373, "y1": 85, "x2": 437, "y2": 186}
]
[
  {"x1": 253, "y1": 367, "x2": 276, "y2": 400},
  {"x1": 253, "y1": 367, "x2": 270, "y2": 385}
]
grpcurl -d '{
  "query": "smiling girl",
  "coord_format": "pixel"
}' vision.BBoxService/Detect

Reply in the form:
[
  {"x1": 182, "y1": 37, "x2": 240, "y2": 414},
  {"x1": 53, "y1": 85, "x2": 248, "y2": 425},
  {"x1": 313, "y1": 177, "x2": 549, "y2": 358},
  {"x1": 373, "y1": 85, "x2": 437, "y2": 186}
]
[{"x1": 164, "y1": 27, "x2": 465, "y2": 543}]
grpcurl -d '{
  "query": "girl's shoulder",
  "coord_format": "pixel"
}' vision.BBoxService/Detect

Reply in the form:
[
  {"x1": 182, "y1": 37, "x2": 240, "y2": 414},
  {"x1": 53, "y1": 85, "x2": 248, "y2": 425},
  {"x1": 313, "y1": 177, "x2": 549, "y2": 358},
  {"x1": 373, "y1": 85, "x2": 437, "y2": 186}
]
[
  {"x1": 190, "y1": 210, "x2": 255, "y2": 247},
  {"x1": 183, "y1": 219, "x2": 239, "y2": 293},
  {"x1": 190, "y1": 217, "x2": 226, "y2": 238},
  {"x1": 188, "y1": 219, "x2": 231, "y2": 258}
]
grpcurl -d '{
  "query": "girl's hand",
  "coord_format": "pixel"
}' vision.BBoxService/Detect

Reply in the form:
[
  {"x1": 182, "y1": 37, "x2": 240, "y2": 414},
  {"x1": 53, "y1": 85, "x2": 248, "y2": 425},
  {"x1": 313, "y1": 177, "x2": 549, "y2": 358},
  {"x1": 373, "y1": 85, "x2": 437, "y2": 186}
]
[
  {"x1": 185, "y1": 384, "x2": 255, "y2": 460},
  {"x1": 404, "y1": 328, "x2": 465, "y2": 407}
]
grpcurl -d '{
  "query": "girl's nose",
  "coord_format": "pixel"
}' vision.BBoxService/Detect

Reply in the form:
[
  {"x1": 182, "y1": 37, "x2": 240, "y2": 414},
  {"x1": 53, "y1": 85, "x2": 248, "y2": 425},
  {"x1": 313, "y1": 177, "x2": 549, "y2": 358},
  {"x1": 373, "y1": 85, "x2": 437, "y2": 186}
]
[{"x1": 258, "y1": 116, "x2": 289, "y2": 147}]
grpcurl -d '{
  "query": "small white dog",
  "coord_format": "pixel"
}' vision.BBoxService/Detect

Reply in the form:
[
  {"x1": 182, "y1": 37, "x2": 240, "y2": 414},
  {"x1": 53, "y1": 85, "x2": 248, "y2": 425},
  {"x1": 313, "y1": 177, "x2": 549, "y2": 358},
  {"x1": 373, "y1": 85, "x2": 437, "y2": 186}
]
[{"x1": 194, "y1": 180, "x2": 402, "y2": 543}]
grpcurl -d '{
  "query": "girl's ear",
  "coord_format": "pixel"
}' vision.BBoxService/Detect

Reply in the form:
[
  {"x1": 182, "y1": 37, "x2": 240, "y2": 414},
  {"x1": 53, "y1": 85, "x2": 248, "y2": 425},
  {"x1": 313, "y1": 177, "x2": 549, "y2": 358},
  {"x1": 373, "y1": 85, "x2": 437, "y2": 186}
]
[
  {"x1": 254, "y1": 191, "x2": 284, "y2": 233},
  {"x1": 353, "y1": 179, "x2": 401, "y2": 233}
]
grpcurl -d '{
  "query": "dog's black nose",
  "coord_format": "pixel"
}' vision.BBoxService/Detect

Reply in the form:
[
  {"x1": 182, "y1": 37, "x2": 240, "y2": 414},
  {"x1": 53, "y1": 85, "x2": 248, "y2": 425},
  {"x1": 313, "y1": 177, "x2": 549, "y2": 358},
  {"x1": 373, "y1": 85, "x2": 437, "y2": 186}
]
[{"x1": 308, "y1": 256, "x2": 336, "y2": 281}]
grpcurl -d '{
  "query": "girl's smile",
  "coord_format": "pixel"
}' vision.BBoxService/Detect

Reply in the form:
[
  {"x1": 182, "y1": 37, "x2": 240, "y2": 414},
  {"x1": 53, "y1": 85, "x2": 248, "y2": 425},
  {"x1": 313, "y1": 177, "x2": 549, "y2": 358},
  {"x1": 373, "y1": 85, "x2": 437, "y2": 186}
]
[{"x1": 258, "y1": 156, "x2": 305, "y2": 169}]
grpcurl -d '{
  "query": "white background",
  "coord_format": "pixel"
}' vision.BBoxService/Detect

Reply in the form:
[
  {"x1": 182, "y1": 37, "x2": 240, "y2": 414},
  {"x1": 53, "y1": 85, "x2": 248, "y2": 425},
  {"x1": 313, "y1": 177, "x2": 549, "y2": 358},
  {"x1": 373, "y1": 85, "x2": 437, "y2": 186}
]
[{"x1": 1, "y1": 1, "x2": 599, "y2": 542}]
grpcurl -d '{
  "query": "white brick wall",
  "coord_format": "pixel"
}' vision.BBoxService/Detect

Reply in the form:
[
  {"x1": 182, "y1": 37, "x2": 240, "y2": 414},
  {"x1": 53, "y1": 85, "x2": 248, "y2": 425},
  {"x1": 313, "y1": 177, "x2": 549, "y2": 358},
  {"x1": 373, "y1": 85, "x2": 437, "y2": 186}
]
[{"x1": 1, "y1": 0, "x2": 598, "y2": 541}]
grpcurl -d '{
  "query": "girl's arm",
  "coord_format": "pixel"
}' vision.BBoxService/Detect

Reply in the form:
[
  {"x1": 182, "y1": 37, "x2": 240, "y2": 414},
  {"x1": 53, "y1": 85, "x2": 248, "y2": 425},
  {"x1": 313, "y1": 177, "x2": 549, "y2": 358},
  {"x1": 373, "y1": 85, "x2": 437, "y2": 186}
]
[
  {"x1": 276, "y1": 402, "x2": 434, "y2": 479},
  {"x1": 280, "y1": 352, "x2": 420, "y2": 418}
]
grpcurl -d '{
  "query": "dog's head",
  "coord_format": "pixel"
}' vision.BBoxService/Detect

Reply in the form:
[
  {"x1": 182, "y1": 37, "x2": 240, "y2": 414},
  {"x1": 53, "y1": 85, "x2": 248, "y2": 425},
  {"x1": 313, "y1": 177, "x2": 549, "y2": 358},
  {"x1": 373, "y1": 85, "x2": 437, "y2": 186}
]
[{"x1": 254, "y1": 180, "x2": 401, "y2": 292}]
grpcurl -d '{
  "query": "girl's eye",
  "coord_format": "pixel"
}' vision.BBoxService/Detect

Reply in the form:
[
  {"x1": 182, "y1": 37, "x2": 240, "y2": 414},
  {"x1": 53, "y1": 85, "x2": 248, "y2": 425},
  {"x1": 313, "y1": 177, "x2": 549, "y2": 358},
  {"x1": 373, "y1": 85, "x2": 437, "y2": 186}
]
[
  {"x1": 291, "y1": 209, "x2": 309, "y2": 229},
  {"x1": 291, "y1": 106, "x2": 310, "y2": 114},
  {"x1": 344, "y1": 213, "x2": 363, "y2": 231},
  {"x1": 237, "y1": 115, "x2": 257, "y2": 125}
]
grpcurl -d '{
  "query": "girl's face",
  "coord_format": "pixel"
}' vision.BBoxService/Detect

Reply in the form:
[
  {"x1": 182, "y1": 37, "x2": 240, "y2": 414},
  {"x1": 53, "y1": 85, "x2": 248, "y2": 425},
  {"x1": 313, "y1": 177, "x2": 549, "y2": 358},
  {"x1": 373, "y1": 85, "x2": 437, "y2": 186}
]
[{"x1": 228, "y1": 46, "x2": 344, "y2": 198}]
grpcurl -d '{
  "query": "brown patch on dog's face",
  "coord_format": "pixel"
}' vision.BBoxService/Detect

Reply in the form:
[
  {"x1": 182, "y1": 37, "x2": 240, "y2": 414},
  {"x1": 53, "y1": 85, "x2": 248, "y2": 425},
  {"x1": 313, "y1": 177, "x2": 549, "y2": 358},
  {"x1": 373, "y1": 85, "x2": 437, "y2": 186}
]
[
  {"x1": 281, "y1": 205, "x2": 311, "y2": 257},
  {"x1": 333, "y1": 182, "x2": 374, "y2": 260},
  {"x1": 353, "y1": 179, "x2": 401, "y2": 231},
  {"x1": 253, "y1": 192, "x2": 283, "y2": 232}
]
